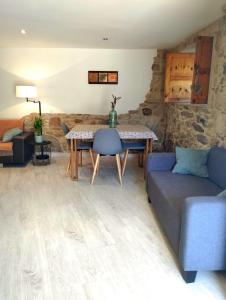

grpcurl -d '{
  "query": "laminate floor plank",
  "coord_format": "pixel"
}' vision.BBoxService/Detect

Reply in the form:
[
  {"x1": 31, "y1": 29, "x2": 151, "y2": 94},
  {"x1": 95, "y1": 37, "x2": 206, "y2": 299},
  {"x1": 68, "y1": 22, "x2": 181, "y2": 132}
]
[{"x1": 0, "y1": 153, "x2": 225, "y2": 300}]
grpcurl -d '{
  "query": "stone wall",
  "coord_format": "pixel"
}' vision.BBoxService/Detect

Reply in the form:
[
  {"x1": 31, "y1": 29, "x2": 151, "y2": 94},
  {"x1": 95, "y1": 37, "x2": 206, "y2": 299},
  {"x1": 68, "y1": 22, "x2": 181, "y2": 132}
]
[
  {"x1": 23, "y1": 50, "x2": 166, "y2": 152},
  {"x1": 24, "y1": 113, "x2": 109, "y2": 151},
  {"x1": 23, "y1": 15, "x2": 226, "y2": 152},
  {"x1": 165, "y1": 16, "x2": 226, "y2": 150}
]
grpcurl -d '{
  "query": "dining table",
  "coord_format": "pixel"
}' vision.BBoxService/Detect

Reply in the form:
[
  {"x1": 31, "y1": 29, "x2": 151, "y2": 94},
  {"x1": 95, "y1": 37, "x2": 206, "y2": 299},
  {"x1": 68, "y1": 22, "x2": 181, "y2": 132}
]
[{"x1": 66, "y1": 124, "x2": 158, "y2": 181}]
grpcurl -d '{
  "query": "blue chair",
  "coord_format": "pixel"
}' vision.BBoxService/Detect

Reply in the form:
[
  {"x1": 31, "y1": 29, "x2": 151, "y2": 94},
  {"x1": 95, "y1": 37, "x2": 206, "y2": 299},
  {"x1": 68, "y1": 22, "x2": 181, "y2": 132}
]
[
  {"x1": 61, "y1": 123, "x2": 94, "y2": 174},
  {"x1": 91, "y1": 128, "x2": 123, "y2": 185},
  {"x1": 121, "y1": 141, "x2": 146, "y2": 176}
]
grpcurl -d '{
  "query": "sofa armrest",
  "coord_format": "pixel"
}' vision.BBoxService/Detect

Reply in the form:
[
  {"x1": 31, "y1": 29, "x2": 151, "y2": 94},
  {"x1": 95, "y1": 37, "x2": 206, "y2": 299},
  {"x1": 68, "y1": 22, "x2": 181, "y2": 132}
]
[
  {"x1": 13, "y1": 131, "x2": 33, "y2": 141},
  {"x1": 13, "y1": 132, "x2": 34, "y2": 163},
  {"x1": 179, "y1": 196, "x2": 226, "y2": 271},
  {"x1": 147, "y1": 152, "x2": 176, "y2": 173}
]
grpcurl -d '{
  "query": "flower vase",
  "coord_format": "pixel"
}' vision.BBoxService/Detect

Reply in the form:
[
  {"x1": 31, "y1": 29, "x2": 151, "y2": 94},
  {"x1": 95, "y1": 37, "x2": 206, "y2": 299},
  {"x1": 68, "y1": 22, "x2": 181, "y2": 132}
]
[{"x1": 109, "y1": 108, "x2": 117, "y2": 128}]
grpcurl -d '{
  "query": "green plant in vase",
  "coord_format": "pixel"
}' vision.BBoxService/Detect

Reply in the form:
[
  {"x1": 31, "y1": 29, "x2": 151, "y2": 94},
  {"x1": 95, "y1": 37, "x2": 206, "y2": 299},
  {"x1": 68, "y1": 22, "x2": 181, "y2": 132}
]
[
  {"x1": 34, "y1": 117, "x2": 43, "y2": 143},
  {"x1": 109, "y1": 94, "x2": 122, "y2": 128}
]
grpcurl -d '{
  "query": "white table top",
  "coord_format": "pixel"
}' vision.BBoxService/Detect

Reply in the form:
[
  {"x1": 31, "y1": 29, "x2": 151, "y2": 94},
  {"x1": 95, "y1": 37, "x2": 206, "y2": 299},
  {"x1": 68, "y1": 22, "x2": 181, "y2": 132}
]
[{"x1": 66, "y1": 124, "x2": 158, "y2": 140}]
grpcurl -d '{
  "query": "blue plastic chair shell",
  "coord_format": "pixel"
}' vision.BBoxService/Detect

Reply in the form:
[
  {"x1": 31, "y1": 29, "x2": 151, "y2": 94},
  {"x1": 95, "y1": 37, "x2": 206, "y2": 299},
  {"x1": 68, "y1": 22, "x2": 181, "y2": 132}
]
[{"x1": 93, "y1": 128, "x2": 123, "y2": 155}]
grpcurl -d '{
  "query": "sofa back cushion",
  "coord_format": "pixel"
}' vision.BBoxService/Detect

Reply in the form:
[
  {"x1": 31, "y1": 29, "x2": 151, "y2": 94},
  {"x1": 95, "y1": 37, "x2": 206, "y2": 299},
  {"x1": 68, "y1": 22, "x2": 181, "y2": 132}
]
[
  {"x1": 172, "y1": 147, "x2": 209, "y2": 177},
  {"x1": 208, "y1": 147, "x2": 226, "y2": 189},
  {"x1": 0, "y1": 119, "x2": 24, "y2": 139}
]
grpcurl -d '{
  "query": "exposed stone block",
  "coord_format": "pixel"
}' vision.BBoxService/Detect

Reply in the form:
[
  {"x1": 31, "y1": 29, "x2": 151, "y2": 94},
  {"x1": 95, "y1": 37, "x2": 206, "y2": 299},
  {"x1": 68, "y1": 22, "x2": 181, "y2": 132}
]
[
  {"x1": 49, "y1": 117, "x2": 61, "y2": 127},
  {"x1": 223, "y1": 63, "x2": 226, "y2": 75},
  {"x1": 181, "y1": 111, "x2": 194, "y2": 118},
  {"x1": 142, "y1": 108, "x2": 152, "y2": 116},
  {"x1": 197, "y1": 134, "x2": 208, "y2": 145},
  {"x1": 197, "y1": 116, "x2": 208, "y2": 127}
]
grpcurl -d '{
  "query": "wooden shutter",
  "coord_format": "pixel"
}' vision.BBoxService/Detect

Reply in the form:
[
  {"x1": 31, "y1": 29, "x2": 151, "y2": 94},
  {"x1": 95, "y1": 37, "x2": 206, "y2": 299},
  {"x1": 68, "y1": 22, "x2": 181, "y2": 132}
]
[
  {"x1": 191, "y1": 36, "x2": 214, "y2": 104},
  {"x1": 164, "y1": 53, "x2": 195, "y2": 102}
]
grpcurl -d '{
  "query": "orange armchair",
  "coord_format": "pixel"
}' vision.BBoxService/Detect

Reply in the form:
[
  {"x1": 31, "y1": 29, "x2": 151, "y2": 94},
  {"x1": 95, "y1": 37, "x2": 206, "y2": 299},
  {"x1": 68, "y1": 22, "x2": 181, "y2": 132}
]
[{"x1": 0, "y1": 119, "x2": 34, "y2": 166}]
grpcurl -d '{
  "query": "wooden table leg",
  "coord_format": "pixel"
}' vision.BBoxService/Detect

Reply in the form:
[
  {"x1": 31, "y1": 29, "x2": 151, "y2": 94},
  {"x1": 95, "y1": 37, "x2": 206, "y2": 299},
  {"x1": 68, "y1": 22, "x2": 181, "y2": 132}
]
[
  {"x1": 149, "y1": 138, "x2": 153, "y2": 153},
  {"x1": 144, "y1": 138, "x2": 152, "y2": 179},
  {"x1": 74, "y1": 139, "x2": 78, "y2": 180},
  {"x1": 70, "y1": 139, "x2": 78, "y2": 181},
  {"x1": 70, "y1": 139, "x2": 74, "y2": 180}
]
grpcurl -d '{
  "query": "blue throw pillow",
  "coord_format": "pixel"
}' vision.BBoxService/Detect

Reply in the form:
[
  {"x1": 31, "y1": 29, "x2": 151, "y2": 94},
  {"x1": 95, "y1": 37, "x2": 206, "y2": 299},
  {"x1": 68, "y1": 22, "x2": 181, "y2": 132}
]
[
  {"x1": 172, "y1": 147, "x2": 209, "y2": 177},
  {"x1": 217, "y1": 190, "x2": 226, "y2": 198}
]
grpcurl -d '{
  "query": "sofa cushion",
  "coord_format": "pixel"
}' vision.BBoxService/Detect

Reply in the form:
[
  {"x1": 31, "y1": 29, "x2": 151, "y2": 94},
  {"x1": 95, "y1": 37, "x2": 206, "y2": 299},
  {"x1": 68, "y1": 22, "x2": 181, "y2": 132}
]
[
  {"x1": 2, "y1": 128, "x2": 23, "y2": 142},
  {"x1": 0, "y1": 119, "x2": 24, "y2": 139},
  {"x1": 217, "y1": 189, "x2": 226, "y2": 198},
  {"x1": 208, "y1": 147, "x2": 226, "y2": 190},
  {"x1": 0, "y1": 142, "x2": 13, "y2": 152},
  {"x1": 151, "y1": 171, "x2": 222, "y2": 212},
  {"x1": 173, "y1": 147, "x2": 209, "y2": 177},
  {"x1": 148, "y1": 171, "x2": 221, "y2": 253}
]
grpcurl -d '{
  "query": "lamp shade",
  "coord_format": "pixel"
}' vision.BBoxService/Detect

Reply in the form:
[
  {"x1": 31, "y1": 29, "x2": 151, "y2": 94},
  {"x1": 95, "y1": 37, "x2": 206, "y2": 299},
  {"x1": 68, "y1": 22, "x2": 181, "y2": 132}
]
[{"x1": 16, "y1": 86, "x2": 37, "y2": 98}]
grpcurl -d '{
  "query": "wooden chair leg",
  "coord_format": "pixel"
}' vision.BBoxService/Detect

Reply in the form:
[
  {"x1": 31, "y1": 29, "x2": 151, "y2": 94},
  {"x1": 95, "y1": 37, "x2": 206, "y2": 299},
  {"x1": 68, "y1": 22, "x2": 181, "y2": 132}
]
[
  {"x1": 66, "y1": 157, "x2": 71, "y2": 175},
  {"x1": 66, "y1": 153, "x2": 71, "y2": 175},
  {"x1": 141, "y1": 153, "x2": 144, "y2": 167},
  {"x1": 79, "y1": 150, "x2": 83, "y2": 166},
  {"x1": 120, "y1": 155, "x2": 123, "y2": 166},
  {"x1": 91, "y1": 154, "x2": 100, "y2": 184},
  {"x1": 96, "y1": 155, "x2": 100, "y2": 175},
  {"x1": 138, "y1": 153, "x2": 144, "y2": 168},
  {"x1": 89, "y1": 149, "x2": 95, "y2": 169},
  {"x1": 121, "y1": 149, "x2": 129, "y2": 176},
  {"x1": 116, "y1": 154, "x2": 122, "y2": 185},
  {"x1": 137, "y1": 153, "x2": 139, "y2": 166},
  {"x1": 78, "y1": 151, "x2": 80, "y2": 166}
]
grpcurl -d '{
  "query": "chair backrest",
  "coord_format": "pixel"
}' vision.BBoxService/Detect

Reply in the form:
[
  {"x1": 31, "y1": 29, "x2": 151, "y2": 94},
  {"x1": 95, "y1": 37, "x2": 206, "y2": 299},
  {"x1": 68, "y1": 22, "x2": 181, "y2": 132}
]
[
  {"x1": 93, "y1": 128, "x2": 122, "y2": 155},
  {"x1": 61, "y1": 123, "x2": 70, "y2": 145},
  {"x1": 61, "y1": 122, "x2": 69, "y2": 135}
]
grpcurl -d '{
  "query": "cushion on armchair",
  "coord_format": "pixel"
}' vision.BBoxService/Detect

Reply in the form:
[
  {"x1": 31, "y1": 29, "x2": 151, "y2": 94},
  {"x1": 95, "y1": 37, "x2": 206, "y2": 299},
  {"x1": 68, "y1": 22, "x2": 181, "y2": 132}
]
[{"x1": 2, "y1": 128, "x2": 23, "y2": 142}]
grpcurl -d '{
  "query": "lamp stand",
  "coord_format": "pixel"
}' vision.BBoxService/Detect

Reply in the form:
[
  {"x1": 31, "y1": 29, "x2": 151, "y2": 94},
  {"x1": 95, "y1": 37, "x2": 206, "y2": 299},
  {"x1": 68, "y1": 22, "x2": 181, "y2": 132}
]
[{"x1": 26, "y1": 98, "x2": 42, "y2": 116}]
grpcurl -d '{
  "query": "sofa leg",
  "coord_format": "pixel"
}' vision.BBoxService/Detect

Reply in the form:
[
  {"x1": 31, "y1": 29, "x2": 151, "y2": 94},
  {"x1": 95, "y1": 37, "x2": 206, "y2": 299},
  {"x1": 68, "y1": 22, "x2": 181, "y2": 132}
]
[{"x1": 181, "y1": 270, "x2": 197, "y2": 283}]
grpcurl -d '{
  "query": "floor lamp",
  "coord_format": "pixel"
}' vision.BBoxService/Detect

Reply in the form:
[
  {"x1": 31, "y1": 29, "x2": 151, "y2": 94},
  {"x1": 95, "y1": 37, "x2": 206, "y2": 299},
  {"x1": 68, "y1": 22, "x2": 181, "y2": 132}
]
[{"x1": 16, "y1": 85, "x2": 42, "y2": 116}]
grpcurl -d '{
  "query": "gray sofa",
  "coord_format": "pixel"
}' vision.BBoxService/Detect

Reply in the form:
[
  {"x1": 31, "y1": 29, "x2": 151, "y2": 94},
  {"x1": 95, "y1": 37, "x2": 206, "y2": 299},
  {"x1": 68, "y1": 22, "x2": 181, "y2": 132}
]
[{"x1": 146, "y1": 146, "x2": 226, "y2": 283}]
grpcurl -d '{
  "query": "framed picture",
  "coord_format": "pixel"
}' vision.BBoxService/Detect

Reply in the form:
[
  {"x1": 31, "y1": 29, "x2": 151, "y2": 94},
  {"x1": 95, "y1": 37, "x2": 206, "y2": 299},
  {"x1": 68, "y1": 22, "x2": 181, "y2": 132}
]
[
  {"x1": 88, "y1": 72, "x2": 98, "y2": 84},
  {"x1": 88, "y1": 71, "x2": 118, "y2": 84},
  {"x1": 99, "y1": 72, "x2": 108, "y2": 83}
]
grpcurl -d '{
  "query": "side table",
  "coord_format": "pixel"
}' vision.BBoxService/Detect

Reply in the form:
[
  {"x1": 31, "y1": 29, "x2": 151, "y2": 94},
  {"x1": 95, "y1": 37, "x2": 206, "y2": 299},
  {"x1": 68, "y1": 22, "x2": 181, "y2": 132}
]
[{"x1": 31, "y1": 140, "x2": 52, "y2": 166}]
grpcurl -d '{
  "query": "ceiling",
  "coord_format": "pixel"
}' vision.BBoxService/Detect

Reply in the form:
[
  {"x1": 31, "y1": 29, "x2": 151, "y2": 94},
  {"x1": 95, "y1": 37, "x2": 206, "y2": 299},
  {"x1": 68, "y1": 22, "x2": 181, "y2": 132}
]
[{"x1": 0, "y1": 0, "x2": 225, "y2": 49}]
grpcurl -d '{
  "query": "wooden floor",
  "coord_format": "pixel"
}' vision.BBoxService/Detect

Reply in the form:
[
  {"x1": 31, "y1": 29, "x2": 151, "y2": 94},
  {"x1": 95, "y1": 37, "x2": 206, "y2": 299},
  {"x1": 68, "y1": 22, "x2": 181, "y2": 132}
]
[{"x1": 0, "y1": 153, "x2": 226, "y2": 300}]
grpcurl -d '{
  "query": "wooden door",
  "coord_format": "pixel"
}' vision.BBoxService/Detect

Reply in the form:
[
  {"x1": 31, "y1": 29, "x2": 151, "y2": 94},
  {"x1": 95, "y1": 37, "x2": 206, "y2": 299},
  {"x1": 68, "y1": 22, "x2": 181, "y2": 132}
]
[{"x1": 191, "y1": 36, "x2": 214, "y2": 104}]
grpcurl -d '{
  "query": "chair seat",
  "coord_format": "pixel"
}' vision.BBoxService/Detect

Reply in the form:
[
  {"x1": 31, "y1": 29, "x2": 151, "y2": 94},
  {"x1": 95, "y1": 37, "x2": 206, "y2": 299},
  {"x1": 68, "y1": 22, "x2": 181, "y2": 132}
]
[
  {"x1": 77, "y1": 141, "x2": 93, "y2": 150},
  {"x1": 122, "y1": 141, "x2": 146, "y2": 150}
]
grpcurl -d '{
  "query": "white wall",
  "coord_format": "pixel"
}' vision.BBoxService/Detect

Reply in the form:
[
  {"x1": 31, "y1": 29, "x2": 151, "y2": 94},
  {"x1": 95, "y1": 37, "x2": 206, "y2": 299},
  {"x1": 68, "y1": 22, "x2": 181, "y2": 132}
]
[{"x1": 0, "y1": 48, "x2": 156, "y2": 118}]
